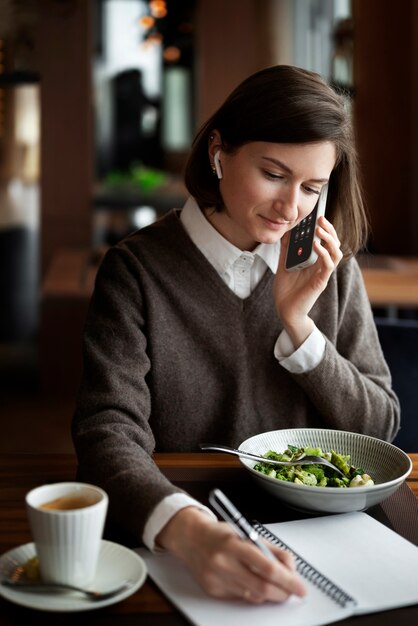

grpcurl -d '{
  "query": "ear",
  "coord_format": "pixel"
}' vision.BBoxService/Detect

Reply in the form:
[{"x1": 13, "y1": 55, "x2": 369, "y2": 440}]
[
  {"x1": 208, "y1": 130, "x2": 223, "y2": 179},
  {"x1": 214, "y1": 151, "x2": 223, "y2": 179}
]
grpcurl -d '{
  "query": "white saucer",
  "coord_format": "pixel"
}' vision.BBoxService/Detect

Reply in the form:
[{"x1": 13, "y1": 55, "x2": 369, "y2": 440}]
[{"x1": 0, "y1": 540, "x2": 147, "y2": 612}]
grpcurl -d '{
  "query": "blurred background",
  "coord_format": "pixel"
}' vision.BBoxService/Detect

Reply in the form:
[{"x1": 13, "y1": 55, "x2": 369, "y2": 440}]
[{"x1": 0, "y1": 0, "x2": 417, "y2": 452}]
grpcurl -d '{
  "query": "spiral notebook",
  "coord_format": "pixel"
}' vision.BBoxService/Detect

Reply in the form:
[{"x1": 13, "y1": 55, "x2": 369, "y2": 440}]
[
  {"x1": 138, "y1": 511, "x2": 418, "y2": 626},
  {"x1": 252, "y1": 521, "x2": 357, "y2": 610}
]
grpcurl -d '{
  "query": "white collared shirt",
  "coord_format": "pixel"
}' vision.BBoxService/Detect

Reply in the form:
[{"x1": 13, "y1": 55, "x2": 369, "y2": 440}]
[
  {"x1": 180, "y1": 196, "x2": 279, "y2": 299},
  {"x1": 142, "y1": 197, "x2": 325, "y2": 551}
]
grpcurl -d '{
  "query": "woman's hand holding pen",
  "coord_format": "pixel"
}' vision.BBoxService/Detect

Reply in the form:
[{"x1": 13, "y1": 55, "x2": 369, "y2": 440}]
[
  {"x1": 274, "y1": 216, "x2": 343, "y2": 349},
  {"x1": 156, "y1": 507, "x2": 306, "y2": 604}
]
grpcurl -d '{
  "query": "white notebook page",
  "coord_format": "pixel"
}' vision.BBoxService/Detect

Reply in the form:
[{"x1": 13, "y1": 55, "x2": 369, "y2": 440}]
[{"x1": 264, "y1": 512, "x2": 418, "y2": 614}]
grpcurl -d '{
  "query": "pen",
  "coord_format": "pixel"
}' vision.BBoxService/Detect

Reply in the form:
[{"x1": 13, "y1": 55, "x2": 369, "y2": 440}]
[{"x1": 208, "y1": 488, "x2": 276, "y2": 562}]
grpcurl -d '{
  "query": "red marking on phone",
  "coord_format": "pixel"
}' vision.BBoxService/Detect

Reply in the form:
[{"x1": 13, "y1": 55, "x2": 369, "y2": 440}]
[{"x1": 297, "y1": 247, "x2": 303, "y2": 256}]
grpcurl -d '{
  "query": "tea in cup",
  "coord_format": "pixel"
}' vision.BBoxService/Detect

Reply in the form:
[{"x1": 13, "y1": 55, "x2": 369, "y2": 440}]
[{"x1": 26, "y1": 482, "x2": 108, "y2": 586}]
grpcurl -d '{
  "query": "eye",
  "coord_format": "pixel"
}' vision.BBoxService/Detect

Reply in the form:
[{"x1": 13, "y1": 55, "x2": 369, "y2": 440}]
[
  {"x1": 302, "y1": 185, "x2": 321, "y2": 195},
  {"x1": 263, "y1": 170, "x2": 284, "y2": 181}
]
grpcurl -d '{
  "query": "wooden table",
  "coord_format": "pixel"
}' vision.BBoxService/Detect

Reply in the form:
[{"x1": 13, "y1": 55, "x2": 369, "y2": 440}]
[
  {"x1": 0, "y1": 453, "x2": 417, "y2": 625},
  {"x1": 358, "y1": 255, "x2": 418, "y2": 310}
]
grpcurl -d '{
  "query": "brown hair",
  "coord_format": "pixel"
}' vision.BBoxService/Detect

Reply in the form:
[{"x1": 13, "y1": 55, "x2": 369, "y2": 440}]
[{"x1": 184, "y1": 65, "x2": 368, "y2": 257}]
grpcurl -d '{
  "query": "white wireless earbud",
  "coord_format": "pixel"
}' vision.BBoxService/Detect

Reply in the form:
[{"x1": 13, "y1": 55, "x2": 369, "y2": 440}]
[{"x1": 214, "y1": 151, "x2": 223, "y2": 179}]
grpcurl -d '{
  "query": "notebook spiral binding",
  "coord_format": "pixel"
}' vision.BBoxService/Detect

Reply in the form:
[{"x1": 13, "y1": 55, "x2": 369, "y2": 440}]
[{"x1": 252, "y1": 521, "x2": 357, "y2": 609}]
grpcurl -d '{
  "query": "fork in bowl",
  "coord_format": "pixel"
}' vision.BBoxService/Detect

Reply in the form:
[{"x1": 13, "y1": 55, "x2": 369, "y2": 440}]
[{"x1": 199, "y1": 443, "x2": 345, "y2": 477}]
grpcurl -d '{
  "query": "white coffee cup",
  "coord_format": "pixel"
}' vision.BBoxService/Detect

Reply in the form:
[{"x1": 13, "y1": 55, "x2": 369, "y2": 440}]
[{"x1": 26, "y1": 482, "x2": 108, "y2": 586}]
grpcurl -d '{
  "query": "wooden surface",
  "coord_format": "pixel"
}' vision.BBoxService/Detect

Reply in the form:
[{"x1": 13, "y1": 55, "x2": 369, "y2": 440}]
[
  {"x1": 359, "y1": 256, "x2": 418, "y2": 308},
  {"x1": 42, "y1": 248, "x2": 95, "y2": 298},
  {"x1": 0, "y1": 452, "x2": 416, "y2": 625},
  {"x1": 409, "y1": 452, "x2": 418, "y2": 497}
]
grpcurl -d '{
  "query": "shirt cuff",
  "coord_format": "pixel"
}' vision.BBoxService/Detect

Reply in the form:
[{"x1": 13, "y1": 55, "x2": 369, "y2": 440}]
[
  {"x1": 274, "y1": 326, "x2": 326, "y2": 373},
  {"x1": 142, "y1": 493, "x2": 217, "y2": 552}
]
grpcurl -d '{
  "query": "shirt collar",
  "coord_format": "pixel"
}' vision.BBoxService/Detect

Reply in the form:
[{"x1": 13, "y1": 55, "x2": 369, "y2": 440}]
[{"x1": 180, "y1": 197, "x2": 280, "y2": 274}]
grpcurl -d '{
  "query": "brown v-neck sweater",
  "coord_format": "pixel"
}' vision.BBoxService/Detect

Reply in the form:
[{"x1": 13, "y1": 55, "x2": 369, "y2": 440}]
[{"x1": 72, "y1": 209, "x2": 400, "y2": 542}]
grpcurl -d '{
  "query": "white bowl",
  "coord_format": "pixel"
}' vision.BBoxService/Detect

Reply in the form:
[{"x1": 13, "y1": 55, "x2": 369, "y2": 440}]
[{"x1": 239, "y1": 428, "x2": 412, "y2": 514}]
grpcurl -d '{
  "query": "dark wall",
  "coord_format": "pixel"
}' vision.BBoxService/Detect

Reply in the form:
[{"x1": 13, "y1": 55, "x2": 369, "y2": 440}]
[{"x1": 353, "y1": 0, "x2": 418, "y2": 255}]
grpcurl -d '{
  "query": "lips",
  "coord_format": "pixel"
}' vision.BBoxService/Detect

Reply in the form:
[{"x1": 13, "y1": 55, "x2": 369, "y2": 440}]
[{"x1": 260, "y1": 215, "x2": 290, "y2": 231}]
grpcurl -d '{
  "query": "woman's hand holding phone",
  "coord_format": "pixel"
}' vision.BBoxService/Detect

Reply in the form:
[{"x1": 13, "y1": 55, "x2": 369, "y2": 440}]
[{"x1": 274, "y1": 216, "x2": 343, "y2": 349}]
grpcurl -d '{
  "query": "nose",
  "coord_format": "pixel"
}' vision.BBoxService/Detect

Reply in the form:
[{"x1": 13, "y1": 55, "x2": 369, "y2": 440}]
[{"x1": 272, "y1": 184, "x2": 299, "y2": 222}]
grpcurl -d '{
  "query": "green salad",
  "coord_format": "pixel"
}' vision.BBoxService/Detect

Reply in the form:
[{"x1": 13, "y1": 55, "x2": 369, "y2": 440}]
[{"x1": 253, "y1": 445, "x2": 374, "y2": 488}]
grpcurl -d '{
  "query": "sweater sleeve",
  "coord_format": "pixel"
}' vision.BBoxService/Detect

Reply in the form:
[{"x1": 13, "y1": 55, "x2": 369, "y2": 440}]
[
  {"x1": 290, "y1": 257, "x2": 400, "y2": 442},
  {"x1": 71, "y1": 245, "x2": 185, "y2": 543}
]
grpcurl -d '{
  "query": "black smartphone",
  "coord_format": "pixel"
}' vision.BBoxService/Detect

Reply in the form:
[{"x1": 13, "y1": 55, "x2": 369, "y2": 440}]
[{"x1": 285, "y1": 183, "x2": 329, "y2": 272}]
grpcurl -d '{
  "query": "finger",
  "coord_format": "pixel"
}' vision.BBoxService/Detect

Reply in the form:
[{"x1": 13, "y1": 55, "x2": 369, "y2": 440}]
[
  {"x1": 318, "y1": 215, "x2": 340, "y2": 243},
  {"x1": 246, "y1": 543, "x2": 296, "y2": 575},
  {"x1": 269, "y1": 543, "x2": 298, "y2": 571},
  {"x1": 239, "y1": 579, "x2": 298, "y2": 604},
  {"x1": 198, "y1": 552, "x2": 292, "y2": 603},
  {"x1": 238, "y1": 541, "x2": 306, "y2": 598},
  {"x1": 316, "y1": 227, "x2": 343, "y2": 266},
  {"x1": 198, "y1": 529, "x2": 304, "y2": 599},
  {"x1": 234, "y1": 557, "x2": 304, "y2": 605},
  {"x1": 238, "y1": 563, "x2": 306, "y2": 604},
  {"x1": 316, "y1": 224, "x2": 340, "y2": 247},
  {"x1": 318, "y1": 242, "x2": 343, "y2": 269},
  {"x1": 313, "y1": 240, "x2": 336, "y2": 274},
  {"x1": 317, "y1": 220, "x2": 342, "y2": 252},
  {"x1": 199, "y1": 538, "x2": 305, "y2": 604}
]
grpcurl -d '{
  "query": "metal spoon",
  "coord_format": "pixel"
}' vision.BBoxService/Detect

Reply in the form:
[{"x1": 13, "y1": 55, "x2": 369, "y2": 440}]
[
  {"x1": 1, "y1": 576, "x2": 133, "y2": 601},
  {"x1": 199, "y1": 443, "x2": 345, "y2": 477}
]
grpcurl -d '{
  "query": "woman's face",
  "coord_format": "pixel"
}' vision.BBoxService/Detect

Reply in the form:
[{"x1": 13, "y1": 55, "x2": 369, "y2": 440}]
[{"x1": 207, "y1": 140, "x2": 337, "y2": 251}]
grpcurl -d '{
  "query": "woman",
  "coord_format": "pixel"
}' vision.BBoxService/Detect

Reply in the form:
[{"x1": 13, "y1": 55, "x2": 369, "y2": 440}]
[{"x1": 72, "y1": 65, "x2": 399, "y2": 604}]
